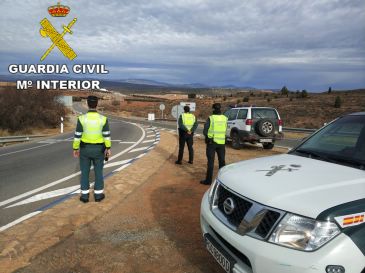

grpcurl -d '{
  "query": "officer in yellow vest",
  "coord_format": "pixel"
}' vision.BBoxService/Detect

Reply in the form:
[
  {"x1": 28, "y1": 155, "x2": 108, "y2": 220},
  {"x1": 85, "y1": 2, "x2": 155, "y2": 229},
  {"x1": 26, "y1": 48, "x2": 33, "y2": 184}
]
[
  {"x1": 201, "y1": 103, "x2": 228, "y2": 185},
  {"x1": 73, "y1": 96, "x2": 111, "y2": 203},
  {"x1": 175, "y1": 105, "x2": 198, "y2": 165}
]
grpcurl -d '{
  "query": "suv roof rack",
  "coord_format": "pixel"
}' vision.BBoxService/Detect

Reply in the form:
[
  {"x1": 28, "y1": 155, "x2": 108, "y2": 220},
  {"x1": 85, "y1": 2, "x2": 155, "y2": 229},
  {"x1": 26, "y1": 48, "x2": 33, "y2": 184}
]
[{"x1": 228, "y1": 104, "x2": 257, "y2": 108}]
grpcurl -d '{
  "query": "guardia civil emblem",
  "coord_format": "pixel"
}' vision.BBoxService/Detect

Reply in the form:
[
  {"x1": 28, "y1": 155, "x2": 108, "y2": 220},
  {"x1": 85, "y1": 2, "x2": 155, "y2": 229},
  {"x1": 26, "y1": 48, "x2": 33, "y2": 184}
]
[{"x1": 39, "y1": 2, "x2": 77, "y2": 61}]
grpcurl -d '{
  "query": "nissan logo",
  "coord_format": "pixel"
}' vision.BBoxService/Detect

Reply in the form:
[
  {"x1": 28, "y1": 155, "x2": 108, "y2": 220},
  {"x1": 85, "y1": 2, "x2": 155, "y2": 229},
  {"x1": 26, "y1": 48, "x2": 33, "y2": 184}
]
[{"x1": 223, "y1": 197, "x2": 235, "y2": 215}]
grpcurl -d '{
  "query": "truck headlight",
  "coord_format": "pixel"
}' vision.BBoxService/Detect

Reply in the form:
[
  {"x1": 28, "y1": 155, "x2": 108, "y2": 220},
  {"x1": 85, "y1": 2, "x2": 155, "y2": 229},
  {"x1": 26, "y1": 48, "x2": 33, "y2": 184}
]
[
  {"x1": 269, "y1": 213, "x2": 340, "y2": 251},
  {"x1": 208, "y1": 179, "x2": 218, "y2": 206}
]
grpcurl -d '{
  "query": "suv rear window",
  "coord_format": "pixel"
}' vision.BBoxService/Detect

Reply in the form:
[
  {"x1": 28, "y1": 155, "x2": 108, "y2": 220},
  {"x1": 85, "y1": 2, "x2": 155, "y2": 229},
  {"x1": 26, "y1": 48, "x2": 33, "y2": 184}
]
[
  {"x1": 237, "y1": 109, "x2": 248, "y2": 119},
  {"x1": 252, "y1": 109, "x2": 278, "y2": 119},
  {"x1": 226, "y1": 109, "x2": 239, "y2": 121}
]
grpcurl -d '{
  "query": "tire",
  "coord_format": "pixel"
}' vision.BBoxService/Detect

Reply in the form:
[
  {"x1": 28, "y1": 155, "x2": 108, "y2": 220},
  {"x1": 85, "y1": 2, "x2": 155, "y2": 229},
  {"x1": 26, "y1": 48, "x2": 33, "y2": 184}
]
[
  {"x1": 256, "y1": 119, "x2": 274, "y2": 137},
  {"x1": 263, "y1": 143, "x2": 274, "y2": 149},
  {"x1": 231, "y1": 132, "x2": 241, "y2": 150}
]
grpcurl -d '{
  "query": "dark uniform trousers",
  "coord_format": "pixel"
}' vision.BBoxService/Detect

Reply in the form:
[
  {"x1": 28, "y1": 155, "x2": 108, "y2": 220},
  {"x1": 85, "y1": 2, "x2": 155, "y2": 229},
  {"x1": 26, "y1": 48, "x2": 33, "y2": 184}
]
[
  {"x1": 178, "y1": 130, "x2": 194, "y2": 162},
  {"x1": 205, "y1": 142, "x2": 226, "y2": 183},
  {"x1": 80, "y1": 143, "x2": 105, "y2": 195}
]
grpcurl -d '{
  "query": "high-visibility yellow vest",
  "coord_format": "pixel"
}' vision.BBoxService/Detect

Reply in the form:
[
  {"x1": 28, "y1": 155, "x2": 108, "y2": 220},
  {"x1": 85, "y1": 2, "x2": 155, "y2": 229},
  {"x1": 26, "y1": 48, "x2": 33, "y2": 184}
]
[
  {"x1": 182, "y1": 113, "x2": 196, "y2": 131},
  {"x1": 207, "y1": 115, "x2": 228, "y2": 144}
]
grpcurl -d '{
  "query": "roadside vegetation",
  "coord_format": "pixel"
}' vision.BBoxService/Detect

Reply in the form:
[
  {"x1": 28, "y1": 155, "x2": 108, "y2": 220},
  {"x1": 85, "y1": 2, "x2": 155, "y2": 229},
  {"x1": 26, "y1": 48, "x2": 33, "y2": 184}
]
[
  {"x1": 101, "y1": 89, "x2": 365, "y2": 129},
  {"x1": 0, "y1": 90, "x2": 67, "y2": 135}
]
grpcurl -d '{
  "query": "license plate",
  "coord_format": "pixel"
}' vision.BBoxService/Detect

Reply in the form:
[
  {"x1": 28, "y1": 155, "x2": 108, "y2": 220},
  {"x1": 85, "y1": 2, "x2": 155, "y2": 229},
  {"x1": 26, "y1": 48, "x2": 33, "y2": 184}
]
[
  {"x1": 260, "y1": 139, "x2": 272, "y2": 143},
  {"x1": 205, "y1": 234, "x2": 235, "y2": 273}
]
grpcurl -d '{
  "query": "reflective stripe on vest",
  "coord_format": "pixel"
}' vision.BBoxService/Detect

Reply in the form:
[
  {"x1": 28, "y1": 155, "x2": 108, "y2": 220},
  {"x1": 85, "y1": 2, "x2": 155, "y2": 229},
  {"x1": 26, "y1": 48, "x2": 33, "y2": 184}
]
[
  {"x1": 79, "y1": 112, "x2": 106, "y2": 144},
  {"x1": 207, "y1": 115, "x2": 228, "y2": 144},
  {"x1": 182, "y1": 113, "x2": 196, "y2": 131}
]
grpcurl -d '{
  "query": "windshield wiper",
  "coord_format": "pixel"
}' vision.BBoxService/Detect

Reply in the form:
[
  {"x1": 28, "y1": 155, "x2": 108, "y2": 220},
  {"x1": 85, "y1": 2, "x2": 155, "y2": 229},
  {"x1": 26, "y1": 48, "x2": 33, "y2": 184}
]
[
  {"x1": 328, "y1": 156, "x2": 365, "y2": 170},
  {"x1": 294, "y1": 149, "x2": 336, "y2": 163},
  {"x1": 295, "y1": 149, "x2": 365, "y2": 170}
]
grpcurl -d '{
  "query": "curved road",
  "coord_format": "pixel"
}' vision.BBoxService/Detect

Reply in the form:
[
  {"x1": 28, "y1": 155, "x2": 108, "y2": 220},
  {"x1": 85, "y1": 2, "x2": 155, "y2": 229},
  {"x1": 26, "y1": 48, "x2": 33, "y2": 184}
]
[{"x1": 0, "y1": 115, "x2": 160, "y2": 231}]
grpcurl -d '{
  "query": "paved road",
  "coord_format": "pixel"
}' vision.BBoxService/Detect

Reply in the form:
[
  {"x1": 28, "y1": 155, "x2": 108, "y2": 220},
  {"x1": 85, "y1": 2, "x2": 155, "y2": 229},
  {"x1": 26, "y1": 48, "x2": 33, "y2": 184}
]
[
  {"x1": 108, "y1": 115, "x2": 302, "y2": 149},
  {"x1": 0, "y1": 115, "x2": 160, "y2": 230}
]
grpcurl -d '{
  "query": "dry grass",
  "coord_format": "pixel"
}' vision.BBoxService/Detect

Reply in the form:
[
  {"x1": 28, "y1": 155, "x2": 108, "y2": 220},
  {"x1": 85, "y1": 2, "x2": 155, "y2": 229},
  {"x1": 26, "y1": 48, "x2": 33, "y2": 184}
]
[{"x1": 106, "y1": 90, "x2": 365, "y2": 129}]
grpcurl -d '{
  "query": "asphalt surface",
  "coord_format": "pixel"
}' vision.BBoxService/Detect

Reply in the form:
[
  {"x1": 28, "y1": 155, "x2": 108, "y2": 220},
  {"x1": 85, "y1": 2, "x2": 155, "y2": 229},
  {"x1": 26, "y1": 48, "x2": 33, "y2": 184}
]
[
  {"x1": 0, "y1": 105, "x2": 300, "y2": 231},
  {"x1": 109, "y1": 115, "x2": 302, "y2": 149},
  {"x1": 0, "y1": 113, "x2": 159, "y2": 229}
]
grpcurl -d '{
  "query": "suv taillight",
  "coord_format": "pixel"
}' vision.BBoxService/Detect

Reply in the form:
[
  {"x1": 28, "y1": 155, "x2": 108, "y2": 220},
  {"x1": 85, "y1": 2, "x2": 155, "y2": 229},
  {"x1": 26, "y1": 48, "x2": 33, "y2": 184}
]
[
  {"x1": 278, "y1": 119, "x2": 283, "y2": 126},
  {"x1": 246, "y1": 119, "x2": 253, "y2": 125}
]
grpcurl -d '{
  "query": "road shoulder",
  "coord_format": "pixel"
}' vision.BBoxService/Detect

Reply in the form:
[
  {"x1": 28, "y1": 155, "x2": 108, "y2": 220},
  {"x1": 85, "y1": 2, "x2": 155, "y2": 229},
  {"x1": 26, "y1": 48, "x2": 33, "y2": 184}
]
[{"x1": 0, "y1": 131, "x2": 177, "y2": 273}]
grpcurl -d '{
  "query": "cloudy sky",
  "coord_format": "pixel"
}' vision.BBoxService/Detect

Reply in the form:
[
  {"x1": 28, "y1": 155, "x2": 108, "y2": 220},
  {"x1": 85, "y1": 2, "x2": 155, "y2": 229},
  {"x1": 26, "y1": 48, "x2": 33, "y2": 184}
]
[{"x1": 0, "y1": 0, "x2": 364, "y2": 91}]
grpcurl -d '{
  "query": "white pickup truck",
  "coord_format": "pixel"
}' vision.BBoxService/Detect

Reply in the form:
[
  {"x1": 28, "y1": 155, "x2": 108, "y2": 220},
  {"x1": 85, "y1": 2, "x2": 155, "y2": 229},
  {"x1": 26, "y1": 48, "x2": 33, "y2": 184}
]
[{"x1": 201, "y1": 112, "x2": 365, "y2": 273}]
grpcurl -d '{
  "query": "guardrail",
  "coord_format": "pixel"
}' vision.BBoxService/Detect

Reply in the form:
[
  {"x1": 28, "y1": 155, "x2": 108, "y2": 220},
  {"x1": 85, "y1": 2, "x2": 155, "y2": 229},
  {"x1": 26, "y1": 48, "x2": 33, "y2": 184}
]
[
  {"x1": 0, "y1": 135, "x2": 48, "y2": 144},
  {"x1": 154, "y1": 118, "x2": 318, "y2": 133},
  {"x1": 282, "y1": 127, "x2": 317, "y2": 133}
]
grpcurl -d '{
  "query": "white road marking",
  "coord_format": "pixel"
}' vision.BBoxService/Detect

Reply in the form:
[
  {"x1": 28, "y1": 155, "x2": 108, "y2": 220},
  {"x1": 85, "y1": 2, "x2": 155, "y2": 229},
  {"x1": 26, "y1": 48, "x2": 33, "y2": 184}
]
[
  {"x1": 128, "y1": 146, "x2": 150, "y2": 153},
  {"x1": 136, "y1": 153, "x2": 146, "y2": 159},
  {"x1": 119, "y1": 141, "x2": 136, "y2": 144},
  {"x1": 108, "y1": 122, "x2": 146, "y2": 161},
  {"x1": 6, "y1": 185, "x2": 80, "y2": 208},
  {"x1": 39, "y1": 139, "x2": 124, "y2": 143},
  {"x1": 104, "y1": 159, "x2": 132, "y2": 168},
  {"x1": 0, "y1": 143, "x2": 54, "y2": 158},
  {"x1": 0, "y1": 211, "x2": 42, "y2": 232},
  {"x1": 143, "y1": 139, "x2": 155, "y2": 143},
  {"x1": 38, "y1": 139, "x2": 58, "y2": 144},
  {"x1": 0, "y1": 122, "x2": 146, "y2": 208},
  {"x1": 113, "y1": 163, "x2": 131, "y2": 172},
  {"x1": 0, "y1": 121, "x2": 150, "y2": 232},
  {"x1": 0, "y1": 172, "x2": 81, "y2": 208}
]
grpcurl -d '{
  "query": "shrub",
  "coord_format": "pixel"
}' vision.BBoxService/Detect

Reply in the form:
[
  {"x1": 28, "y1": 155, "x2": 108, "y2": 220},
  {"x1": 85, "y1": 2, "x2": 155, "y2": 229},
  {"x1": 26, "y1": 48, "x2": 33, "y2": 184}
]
[
  {"x1": 267, "y1": 98, "x2": 271, "y2": 102},
  {"x1": 301, "y1": 90, "x2": 308, "y2": 98},
  {"x1": 236, "y1": 99, "x2": 241, "y2": 104},
  {"x1": 243, "y1": 96, "x2": 249, "y2": 102},
  {"x1": 280, "y1": 86, "x2": 289, "y2": 96},
  {"x1": 334, "y1": 96, "x2": 342, "y2": 108},
  {"x1": 0, "y1": 90, "x2": 66, "y2": 132},
  {"x1": 112, "y1": 100, "x2": 120, "y2": 106},
  {"x1": 188, "y1": 93, "x2": 196, "y2": 99}
]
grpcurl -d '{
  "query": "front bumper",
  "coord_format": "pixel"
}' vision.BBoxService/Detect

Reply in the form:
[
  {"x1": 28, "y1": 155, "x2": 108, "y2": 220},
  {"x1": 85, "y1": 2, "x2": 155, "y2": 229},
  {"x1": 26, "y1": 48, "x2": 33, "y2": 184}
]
[{"x1": 200, "y1": 192, "x2": 365, "y2": 273}]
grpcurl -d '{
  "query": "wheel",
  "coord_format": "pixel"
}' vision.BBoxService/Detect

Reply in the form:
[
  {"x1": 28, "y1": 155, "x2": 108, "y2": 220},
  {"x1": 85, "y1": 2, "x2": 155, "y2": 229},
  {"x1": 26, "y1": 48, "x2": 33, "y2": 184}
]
[
  {"x1": 263, "y1": 143, "x2": 274, "y2": 149},
  {"x1": 231, "y1": 132, "x2": 240, "y2": 150},
  {"x1": 256, "y1": 119, "x2": 274, "y2": 137}
]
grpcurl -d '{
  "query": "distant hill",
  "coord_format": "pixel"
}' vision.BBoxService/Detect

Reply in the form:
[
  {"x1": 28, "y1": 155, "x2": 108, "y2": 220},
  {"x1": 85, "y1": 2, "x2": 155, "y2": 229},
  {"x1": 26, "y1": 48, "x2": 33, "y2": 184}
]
[{"x1": 0, "y1": 74, "x2": 257, "y2": 92}]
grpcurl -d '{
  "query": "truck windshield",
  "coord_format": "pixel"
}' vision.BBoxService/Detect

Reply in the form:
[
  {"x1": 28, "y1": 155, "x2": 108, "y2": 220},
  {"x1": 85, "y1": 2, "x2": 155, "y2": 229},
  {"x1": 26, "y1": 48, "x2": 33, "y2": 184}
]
[{"x1": 292, "y1": 115, "x2": 365, "y2": 170}]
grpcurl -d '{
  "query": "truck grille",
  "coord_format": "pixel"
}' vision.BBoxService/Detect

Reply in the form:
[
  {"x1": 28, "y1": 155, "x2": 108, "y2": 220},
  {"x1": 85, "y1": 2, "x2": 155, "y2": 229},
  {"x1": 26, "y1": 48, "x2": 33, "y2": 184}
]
[
  {"x1": 255, "y1": 210, "x2": 281, "y2": 238},
  {"x1": 217, "y1": 185, "x2": 252, "y2": 226},
  {"x1": 213, "y1": 183, "x2": 284, "y2": 239}
]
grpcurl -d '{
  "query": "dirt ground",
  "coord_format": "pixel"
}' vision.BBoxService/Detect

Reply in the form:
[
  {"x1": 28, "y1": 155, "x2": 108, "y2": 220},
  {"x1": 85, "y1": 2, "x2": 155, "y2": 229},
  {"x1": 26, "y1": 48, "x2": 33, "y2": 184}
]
[{"x1": 11, "y1": 135, "x2": 282, "y2": 273}]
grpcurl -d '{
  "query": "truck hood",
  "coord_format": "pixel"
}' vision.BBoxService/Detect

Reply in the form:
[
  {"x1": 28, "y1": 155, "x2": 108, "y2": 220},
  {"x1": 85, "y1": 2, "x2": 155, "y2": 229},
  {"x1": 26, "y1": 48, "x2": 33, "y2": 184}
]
[{"x1": 218, "y1": 154, "x2": 365, "y2": 219}]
